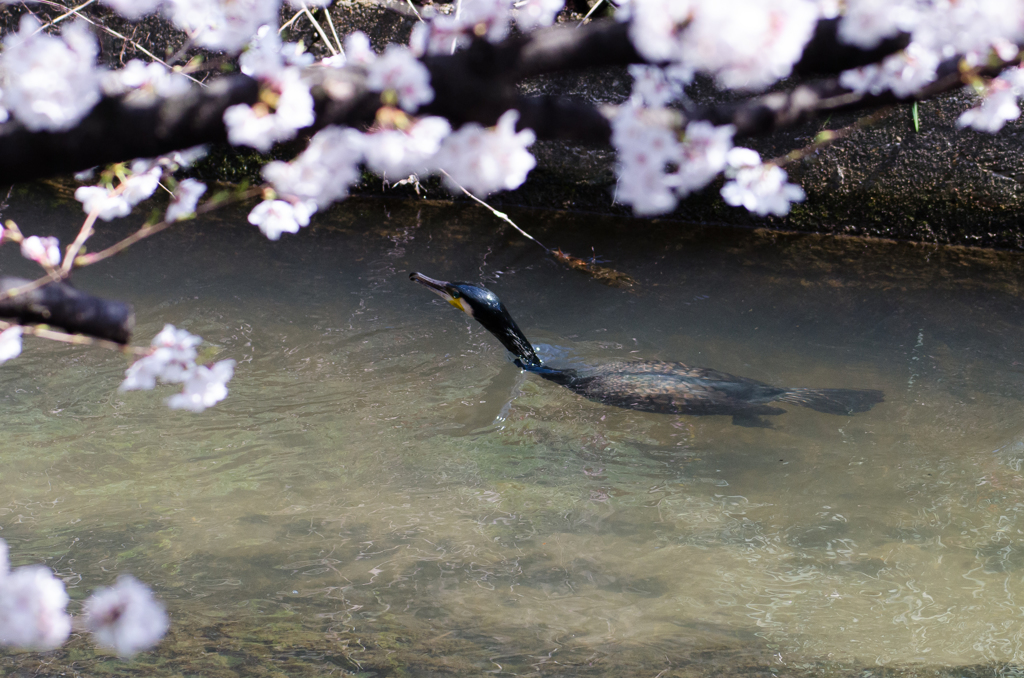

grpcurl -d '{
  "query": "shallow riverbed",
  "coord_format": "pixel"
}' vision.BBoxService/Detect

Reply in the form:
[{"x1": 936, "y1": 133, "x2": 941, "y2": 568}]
[{"x1": 2, "y1": 187, "x2": 1024, "y2": 677}]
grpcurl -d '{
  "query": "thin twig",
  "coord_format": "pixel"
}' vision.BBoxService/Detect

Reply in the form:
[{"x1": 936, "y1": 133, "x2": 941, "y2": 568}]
[
  {"x1": 31, "y1": 0, "x2": 97, "y2": 32},
  {"x1": 302, "y1": 4, "x2": 339, "y2": 56},
  {"x1": 0, "y1": 320, "x2": 148, "y2": 354},
  {"x1": 323, "y1": 6, "x2": 345, "y2": 54},
  {"x1": 30, "y1": 1, "x2": 206, "y2": 87},
  {"x1": 771, "y1": 106, "x2": 896, "y2": 167},
  {"x1": 437, "y1": 169, "x2": 551, "y2": 251},
  {"x1": 280, "y1": 10, "x2": 304, "y2": 33},
  {"x1": 75, "y1": 186, "x2": 263, "y2": 267},
  {"x1": 576, "y1": 0, "x2": 606, "y2": 27},
  {"x1": 61, "y1": 205, "x2": 103, "y2": 276}
]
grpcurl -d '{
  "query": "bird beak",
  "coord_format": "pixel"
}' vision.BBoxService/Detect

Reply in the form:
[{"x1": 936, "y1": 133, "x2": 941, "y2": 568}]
[{"x1": 409, "y1": 272, "x2": 467, "y2": 313}]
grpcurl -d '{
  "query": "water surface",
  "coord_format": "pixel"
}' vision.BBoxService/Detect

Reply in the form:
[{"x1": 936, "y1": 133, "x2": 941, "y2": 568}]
[{"x1": 2, "y1": 188, "x2": 1024, "y2": 676}]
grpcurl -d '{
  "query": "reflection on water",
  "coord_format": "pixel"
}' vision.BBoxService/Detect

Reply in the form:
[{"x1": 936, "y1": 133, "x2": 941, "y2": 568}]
[{"x1": 2, "y1": 187, "x2": 1024, "y2": 676}]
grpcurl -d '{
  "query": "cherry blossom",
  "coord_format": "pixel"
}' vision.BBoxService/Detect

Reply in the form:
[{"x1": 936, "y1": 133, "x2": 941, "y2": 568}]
[
  {"x1": 166, "y1": 359, "x2": 236, "y2": 411},
  {"x1": 840, "y1": 43, "x2": 940, "y2": 98},
  {"x1": 120, "y1": 324, "x2": 203, "y2": 391},
  {"x1": 0, "y1": 326, "x2": 22, "y2": 365},
  {"x1": 84, "y1": 576, "x2": 169, "y2": 657},
  {"x1": 122, "y1": 166, "x2": 163, "y2": 205},
  {"x1": 434, "y1": 110, "x2": 536, "y2": 196},
  {"x1": 262, "y1": 126, "x2": 365, "y2": 207},
  {"x1": 20, "y1": 236, "x2": 61, "y2": 268},
  {"x1": 720, "y1": 147, "x2": 805, "y2": 216},
  {"x1": 166, "y1": 0, "x2": 281, "y2": 53},
  {"x1": 628, "y1": 65, "x2": 691, "y2": 108},
  {"x1": 366, "y1": 46, "x2": 434, "y2": 112},
  {"x1": 100, "y1": 0, "x2": 163, "y2": 19},
  {"x1": 514, "y1": 0, "x2": 565, "y2": 31},
  {"x1": 410, "y1": 0, "x2": 513, "y2": 55},
  {"x1": 0, "y1": 16, "x2": 102, "y2": 132},
  {"x1": 343, "y1": 31, "x2": 377, "y2": 66},
  {"x1": 240, "y1": 26, "x2": 314, "y2": 80},
  {"x1": 670, "y1": 121, "x2": 735, "y2": 196},
  {"x1": 363, "y1": 117, "x2": 452, "y2": 178},
  {"x1": 166, "y1": 179, "x2": 208, "y2": 222},
  {"x1": 958, "y1": 74, "x2": 1023, "y2": 133},
  {"x1": 0, "y1": 565, "x2": 71, "y2": 651},
  {"x1": 610, "y1": 104, "x2": 681, "y2": 215},
  {"x1": 624, "y1": 0, "x2": 818, "y2": 91},
  {"x1": 838, "y1": 0, "x2": 916, "y2": 49},
  {"x1": 224, "y1": 70, "x2": 314, "y2": 151},
  {"x1": 101, "y1": 60, "x2": 192, "y2": 99},
  {"x1": 74, "y1": 186, "x2": 132, "y2": 221},
  {"x1": 248, "y1": 199, "x2": 316, "y2": 240}
]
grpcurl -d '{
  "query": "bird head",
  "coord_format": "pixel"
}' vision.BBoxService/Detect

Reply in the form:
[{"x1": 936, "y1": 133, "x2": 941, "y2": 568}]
[{"x1": 410, "y1": 272, "x2": 541, "y2": 368}]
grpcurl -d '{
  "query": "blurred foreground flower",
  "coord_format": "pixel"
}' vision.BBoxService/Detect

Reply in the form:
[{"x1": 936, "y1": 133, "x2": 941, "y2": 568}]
[
  {"x1": 0, "y1": 564, "x2": 71, "y2": 651},
  {"x1": 121, "y1": 325, "x2": 235, "y2": 412},
  {"x1": 84, "y1": 576, "x2": 168, "y2": 657},
  {"x1": 0, "y1": 326, "x2": 22, "y2": 365}
]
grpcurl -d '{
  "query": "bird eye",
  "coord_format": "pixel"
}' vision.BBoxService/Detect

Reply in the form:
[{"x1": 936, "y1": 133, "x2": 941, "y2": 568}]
[{"x1": 450, "y1": 290, "x2": 461, "y2": 299}]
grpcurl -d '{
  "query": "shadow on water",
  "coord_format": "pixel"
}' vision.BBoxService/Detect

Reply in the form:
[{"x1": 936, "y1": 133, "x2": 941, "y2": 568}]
[{"x1": 1, "y1": 186, "x2": 1024, "y2": 676}]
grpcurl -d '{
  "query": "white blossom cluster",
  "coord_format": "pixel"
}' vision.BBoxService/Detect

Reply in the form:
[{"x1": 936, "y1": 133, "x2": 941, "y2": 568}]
[
  {"x1": 254, "y1": 109, "x2": 535, "y2": 239},
  {"x1": 74, "y1": 158, "x2": 207, "y2": 223},
  {"x1": 622, "y1": 0, "x2": 820, "y2": 92},
  {"x1": 120, "y1": 324, "x2": 236, "y2": 412},
  {"x1": 406, "y1": 0, "x2": 563, "y2": 56},
  {"x1": 837, "y1": 0, "x2": 1024, "y2": 107},
  {"x1": 0, "y1": 539, "x2": 167, "y2": 656}
]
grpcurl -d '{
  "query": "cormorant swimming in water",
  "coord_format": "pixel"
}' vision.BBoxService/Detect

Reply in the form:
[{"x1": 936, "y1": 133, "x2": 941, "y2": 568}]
[{"x1": 410, "y1": 272, "x2": 884, "y2": 427}]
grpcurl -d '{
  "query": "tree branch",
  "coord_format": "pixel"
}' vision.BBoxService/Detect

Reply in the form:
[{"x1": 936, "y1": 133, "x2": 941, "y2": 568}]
[
  {"x1": 0, "y1": 16, "x2": 984, "y2": 183},
  {"x1": 0, "y1": 277, "x2": 134, "y2": 344}
]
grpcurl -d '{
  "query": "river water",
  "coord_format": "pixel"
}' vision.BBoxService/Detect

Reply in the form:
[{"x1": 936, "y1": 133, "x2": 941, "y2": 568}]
[{"x1": 2, "y1": 186, "x2": 1024, "y2": 676}]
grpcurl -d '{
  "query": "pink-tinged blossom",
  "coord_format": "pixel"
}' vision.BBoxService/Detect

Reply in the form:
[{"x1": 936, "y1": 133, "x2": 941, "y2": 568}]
[
  {"x1": 958, "y1": 76, "x2": 1023, "y2": 133},
  {"x1": 262, "y1": 126, "x2": 365, "y2": 208},
  {"x1": 366, "y1": 46, "x2": 434, "y2": 112},
  {"x1": 0, "y1": 565, "x2": 71, "y2": 651},
  {"x1": 166, "y1": 179, "x2": 207, "y2": 222},
  {"x1": 840, "y1": 43, "x2": 939, "y2": 97},
  {"x1": 248, "y1": 199, "x2": 316, "y2": 240},
  {"x1": 624, "y1": 0, "x2": 818, "y2": 91},
  {"x1": 121, "y1": 166, "x2": 163, "y2": 205},
  {"x1": 120, "y1": 324, "x2": 202, "y2": 391},
  {"x1": 84, "y1": 576, "x2": 168, "y2": 657},
  {"x1": 344, "y1": 31, "x2": 377, "y2": 66},
  {"x1": 610, "y1": 104, "x2": 682, "y2": 215},
  {"x1": 100, "y1": 0, "x2": 163, "y2": 19},
  {"x1": 669, "y1": 120, "x2": 734, "y2": 196},
  {"x1": 165, "y1": 0, "x2": 280, "y2": 52},
  {"x1": 0, "y1": 327, "x2": 22, "y2": 365},
  {"x1": 628, "y1": 65, "x2": 691, "y2": 107},
  {"x1": 838, "y1": 0, "x2": 916, "y2": 49},
  {"x1": 20, "y1": 236, "x2": 61, "y2": 268},
  {"x1": 410, "y1": 0, "x2": 513, "y2": 55},
  {"x1": 167, "y1": 359, "x2": 235, "y2": 411},
  {"x1": 0, "y1": 88, "x2": 9, "y2": 124},
  {"x1": 240, "y1": 26, "x2": 313, "y2": 79},
  {"x1": 515, "y1": 0, "x2": 564, "y2": 31},
  {"x1": 434, "y1": 110, "x2": 536, "y2": 196},
  {"x1": 0, "y1": 17, "x2": 102, "y2": 131},
  {"x1": 101, "y1": 60, "x2": 191, "y2": 98},
  {"x1": 74, "y1": 186, "x2": 132, "y2": 221},
  {"x1": 364, "y1": 116, "x2": 452, "y2": 178},
  {"x1": 720, "y1": 147, "x2": 805, "y2": 216},
  {"x1": 223, "y1": 70, "x2": 314, "y2": 151}
]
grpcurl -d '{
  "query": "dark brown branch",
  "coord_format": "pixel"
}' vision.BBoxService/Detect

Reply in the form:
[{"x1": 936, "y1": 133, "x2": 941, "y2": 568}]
[
  {"x1": 0, "y1": 16, "x2": 979, "y2": 183},
  {"x1": 0, "y1": 277, "x2": 134, "y2": 344},
  {"x1": 0, "y1": 75, "x2": 259, "y2": 185}
]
